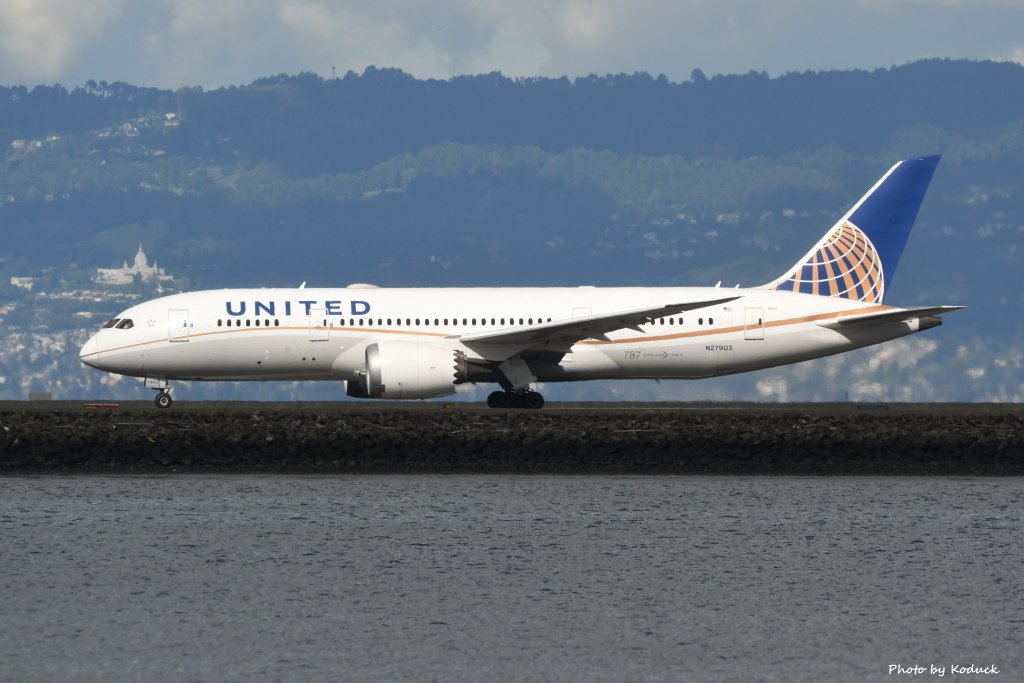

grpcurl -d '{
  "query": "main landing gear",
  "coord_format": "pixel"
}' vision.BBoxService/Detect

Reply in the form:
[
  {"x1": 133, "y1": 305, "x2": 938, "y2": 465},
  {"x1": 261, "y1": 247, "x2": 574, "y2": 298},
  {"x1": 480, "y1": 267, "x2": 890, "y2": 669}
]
[{"x1": 487, "y1": 389, "x2": 544, "y2": 410}]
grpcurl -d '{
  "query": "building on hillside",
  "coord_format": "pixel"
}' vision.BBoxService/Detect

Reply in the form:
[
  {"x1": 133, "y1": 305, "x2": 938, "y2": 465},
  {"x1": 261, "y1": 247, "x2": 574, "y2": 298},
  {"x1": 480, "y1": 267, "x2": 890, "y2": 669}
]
[
  {"x1": 94, "y1": 244, "x2": 174, "y2": 286},
  {"x1": 10, "y1": 276, "x2": 36, "y2": 291}
]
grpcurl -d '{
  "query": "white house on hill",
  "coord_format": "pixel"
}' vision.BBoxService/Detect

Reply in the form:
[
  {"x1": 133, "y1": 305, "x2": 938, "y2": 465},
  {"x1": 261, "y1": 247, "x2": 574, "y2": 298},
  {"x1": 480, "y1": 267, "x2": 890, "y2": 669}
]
[{"x1": 95, "y1": 244, "x2": 174, "y2": 286}]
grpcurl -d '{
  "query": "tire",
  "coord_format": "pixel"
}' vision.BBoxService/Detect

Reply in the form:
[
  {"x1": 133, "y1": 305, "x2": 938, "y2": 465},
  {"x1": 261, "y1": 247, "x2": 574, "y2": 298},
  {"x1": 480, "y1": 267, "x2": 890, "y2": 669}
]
[
  {"x1": 486, "y1": 391, "x2": 507, "y2": 408},
  {"x1": 155, "y1": 392, "x2": 172, "y2": 409},
  {"x1": 524, "y1": 392, "x2": 544, "y2": 410}
]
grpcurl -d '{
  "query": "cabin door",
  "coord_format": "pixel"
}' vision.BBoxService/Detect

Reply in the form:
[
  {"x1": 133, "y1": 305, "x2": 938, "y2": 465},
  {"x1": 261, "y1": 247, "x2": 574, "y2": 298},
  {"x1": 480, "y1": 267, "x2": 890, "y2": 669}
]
[
  {"x1": 309, "y1": 307, "x2": 329, "y2": 342},
  {"x1": 744, "y1": 307, "x2": 765, "y2": 340},
  {"x1": 169, "y1": 309, "x2": 190, "y2": 342}
]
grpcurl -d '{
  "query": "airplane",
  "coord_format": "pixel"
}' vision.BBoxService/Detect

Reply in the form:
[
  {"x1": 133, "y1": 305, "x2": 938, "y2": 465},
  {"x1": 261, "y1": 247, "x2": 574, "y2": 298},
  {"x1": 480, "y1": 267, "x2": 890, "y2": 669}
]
[{"x1": 80, "y1": 154, "x2": 960, "y2": 409}]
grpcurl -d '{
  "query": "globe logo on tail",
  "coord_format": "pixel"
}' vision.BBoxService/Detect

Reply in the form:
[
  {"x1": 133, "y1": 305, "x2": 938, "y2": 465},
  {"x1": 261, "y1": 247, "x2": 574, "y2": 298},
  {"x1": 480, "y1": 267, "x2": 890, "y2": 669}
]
[{"x1": 774, "y1": 221, "x2": 885, "y2": 303}]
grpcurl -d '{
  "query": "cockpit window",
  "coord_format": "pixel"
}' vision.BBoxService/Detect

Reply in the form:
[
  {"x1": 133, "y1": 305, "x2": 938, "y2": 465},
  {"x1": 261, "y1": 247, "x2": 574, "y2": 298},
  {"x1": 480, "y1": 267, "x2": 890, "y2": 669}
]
[
  {"x1": 102, "y1": 318, "x2": 121, "y2": 329},
  {"x1": 115, "y1": 319, "x2": 134, "y2": 330}
]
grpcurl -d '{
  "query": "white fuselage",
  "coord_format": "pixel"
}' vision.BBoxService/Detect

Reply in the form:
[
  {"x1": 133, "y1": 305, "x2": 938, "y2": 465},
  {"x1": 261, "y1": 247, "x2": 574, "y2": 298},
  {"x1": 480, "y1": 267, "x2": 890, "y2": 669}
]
[{"x1": 79, "y1": 286, "x2": 929, "y2": 385}]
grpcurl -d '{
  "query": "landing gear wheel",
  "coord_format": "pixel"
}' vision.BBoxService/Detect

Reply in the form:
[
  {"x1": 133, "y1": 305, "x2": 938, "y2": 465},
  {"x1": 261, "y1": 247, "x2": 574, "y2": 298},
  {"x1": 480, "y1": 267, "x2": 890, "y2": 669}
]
[
  {"x1": 486, "y1": 389, "x2": 544, "y2": 409},
  {"x1": 154, "y1": 391, "x2": 172, "y2": 409},
  {"x1": 524, "y1": 392, "x2": 544, "y2": 410}
]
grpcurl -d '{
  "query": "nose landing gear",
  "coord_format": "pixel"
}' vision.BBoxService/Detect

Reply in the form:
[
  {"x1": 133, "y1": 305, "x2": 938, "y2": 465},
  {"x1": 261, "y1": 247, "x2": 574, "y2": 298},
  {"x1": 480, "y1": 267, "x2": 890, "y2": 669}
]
[{"x1": 145, "y1": 378, "x2": 173, "y2": 409}]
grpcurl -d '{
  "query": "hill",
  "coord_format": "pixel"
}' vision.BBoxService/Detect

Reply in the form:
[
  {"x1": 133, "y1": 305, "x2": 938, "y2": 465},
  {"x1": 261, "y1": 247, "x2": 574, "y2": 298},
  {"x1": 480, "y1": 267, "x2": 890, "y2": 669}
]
[{"x1": 1, "y1": 59, "x2": 1021, "y2": 401}]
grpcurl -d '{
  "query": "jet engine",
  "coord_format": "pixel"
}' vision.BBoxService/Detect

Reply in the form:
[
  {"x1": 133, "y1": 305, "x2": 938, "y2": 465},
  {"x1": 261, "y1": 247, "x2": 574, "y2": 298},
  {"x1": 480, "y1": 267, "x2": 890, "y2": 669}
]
[{"x1": 347, "y1": 340, "x2": 461, "y2": 399}]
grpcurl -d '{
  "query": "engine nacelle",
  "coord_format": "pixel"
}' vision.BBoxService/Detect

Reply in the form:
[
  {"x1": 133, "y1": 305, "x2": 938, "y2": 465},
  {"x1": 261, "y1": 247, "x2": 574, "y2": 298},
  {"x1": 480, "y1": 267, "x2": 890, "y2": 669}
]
[{"x1": 358, "y1": 340, "x2": 460, "y2": 399}]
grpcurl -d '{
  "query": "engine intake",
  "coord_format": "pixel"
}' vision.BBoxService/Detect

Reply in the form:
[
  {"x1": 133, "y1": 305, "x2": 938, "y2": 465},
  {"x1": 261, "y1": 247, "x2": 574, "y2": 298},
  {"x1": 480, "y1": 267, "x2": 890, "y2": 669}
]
[{"x1": 352, "y1": 340, "x2": 460, "y2": 399}]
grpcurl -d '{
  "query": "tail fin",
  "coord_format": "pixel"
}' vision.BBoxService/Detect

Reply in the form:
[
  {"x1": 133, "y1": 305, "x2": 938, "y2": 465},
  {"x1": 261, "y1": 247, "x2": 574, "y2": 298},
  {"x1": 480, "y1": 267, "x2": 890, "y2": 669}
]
[{"x1": 763, "y1": 155, "x2": 940, "y2": 303}]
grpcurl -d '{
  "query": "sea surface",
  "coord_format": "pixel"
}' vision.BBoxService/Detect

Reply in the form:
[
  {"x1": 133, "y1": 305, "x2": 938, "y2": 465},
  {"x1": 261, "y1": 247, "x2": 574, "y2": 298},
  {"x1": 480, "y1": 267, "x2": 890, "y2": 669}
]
[{"x1": 1, "y1": 475, "x2": 1021, "y2": 682}]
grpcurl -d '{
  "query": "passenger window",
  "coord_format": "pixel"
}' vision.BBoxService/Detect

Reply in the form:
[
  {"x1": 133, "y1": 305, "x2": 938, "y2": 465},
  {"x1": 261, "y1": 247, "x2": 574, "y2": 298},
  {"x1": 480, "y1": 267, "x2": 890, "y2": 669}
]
[
  {"x1": 217, "y1": 320, "x2": 222, "y2": 327},
  {"x1": 115, "y1": 319, "x2": 134, "y2": 329},
  {"x1": 275, "y1": 319, "x2": 280, "y2": 327},
  {"x1": 103, "y1": 318, "x2": 121, "y2": 329},
  {"x1": 709, "y1": 317, "x2": 714, "y2": 325},
  {"x1": 698, "y1": 318, "x2": 703, "y2": 325}
]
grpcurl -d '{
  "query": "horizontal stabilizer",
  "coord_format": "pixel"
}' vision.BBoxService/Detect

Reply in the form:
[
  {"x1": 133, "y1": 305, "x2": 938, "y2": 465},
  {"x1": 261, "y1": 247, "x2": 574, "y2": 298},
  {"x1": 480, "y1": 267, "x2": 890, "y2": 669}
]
[{"x1": 818, "y1": 305, "x2": 963, "y2": 329}]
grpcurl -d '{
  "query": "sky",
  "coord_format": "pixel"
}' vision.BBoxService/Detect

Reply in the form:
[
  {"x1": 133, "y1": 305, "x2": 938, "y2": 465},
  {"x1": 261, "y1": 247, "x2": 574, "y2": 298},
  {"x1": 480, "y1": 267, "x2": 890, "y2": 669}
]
[{"x1": 0, "y1": 0, "x2": 1023, "y2": 88}]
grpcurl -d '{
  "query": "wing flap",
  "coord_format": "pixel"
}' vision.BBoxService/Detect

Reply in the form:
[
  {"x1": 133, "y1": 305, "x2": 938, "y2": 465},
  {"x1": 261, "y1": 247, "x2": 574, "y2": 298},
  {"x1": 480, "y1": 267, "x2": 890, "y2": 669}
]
[{"x1": 452, "y1": 296, "x2": 741, "y2": 353}]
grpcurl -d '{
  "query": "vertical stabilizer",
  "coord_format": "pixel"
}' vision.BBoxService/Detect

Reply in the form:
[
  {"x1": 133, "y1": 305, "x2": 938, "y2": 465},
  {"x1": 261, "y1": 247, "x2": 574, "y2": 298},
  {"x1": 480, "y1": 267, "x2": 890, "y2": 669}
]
[{"x1": 763, "y1": 155, "x2": 940, "y2": 303}]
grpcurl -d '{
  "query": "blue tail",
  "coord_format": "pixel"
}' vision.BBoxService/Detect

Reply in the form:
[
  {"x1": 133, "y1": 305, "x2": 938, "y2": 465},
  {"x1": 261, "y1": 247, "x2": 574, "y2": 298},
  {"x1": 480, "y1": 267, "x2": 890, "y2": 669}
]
[{"x1": 765, "y1": 155, "x2": 941, "y2": 303}]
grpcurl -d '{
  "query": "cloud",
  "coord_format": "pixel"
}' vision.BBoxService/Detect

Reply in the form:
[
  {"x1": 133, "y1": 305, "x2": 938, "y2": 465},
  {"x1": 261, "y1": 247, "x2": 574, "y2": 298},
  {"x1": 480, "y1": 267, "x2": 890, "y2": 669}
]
[
  {"x1": 848, "y1": 379, "x2": 885, "y2": 400},
  {"x1": 277, "y1": 1, "x2": 463, "y2": 78},
  {"x1": 860, "y1": 338, "x2": 938, "y2": 374},
  {"x1": 997, "y1": 46, "x2": 1024, "y2": 65},
  {"x1": 756, "y1": 375, "x2": 789, "y2": 401},
  {"x1": 274, "y1": 1, "x2": 555, "y2": 80},
  {"x1": 0, "y1": 0, "x2": 122, "y2": 82},
  {"x1": 561, "y1": 1, "x2": 610, "y2": 42},
  {"x1": 2, "y1": 0, "x2": 1024, "y2": 88}
]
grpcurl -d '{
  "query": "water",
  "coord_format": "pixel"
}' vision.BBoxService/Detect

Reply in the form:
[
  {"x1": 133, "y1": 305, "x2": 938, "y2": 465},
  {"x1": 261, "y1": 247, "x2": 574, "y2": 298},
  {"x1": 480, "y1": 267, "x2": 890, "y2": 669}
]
[{"x1": 1, "y1": 475, "x2": 1021, "y2": 682}]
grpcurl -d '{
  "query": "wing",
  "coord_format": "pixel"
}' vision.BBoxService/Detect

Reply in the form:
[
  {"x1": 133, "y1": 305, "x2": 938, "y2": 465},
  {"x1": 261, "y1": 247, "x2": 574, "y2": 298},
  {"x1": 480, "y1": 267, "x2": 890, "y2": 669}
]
[
  {"x1": 817, "y1": 305, "x2": 964, "y2": 328},
  {"x1": 452, "y1": 296, "x2": 741, "y2": 358}
]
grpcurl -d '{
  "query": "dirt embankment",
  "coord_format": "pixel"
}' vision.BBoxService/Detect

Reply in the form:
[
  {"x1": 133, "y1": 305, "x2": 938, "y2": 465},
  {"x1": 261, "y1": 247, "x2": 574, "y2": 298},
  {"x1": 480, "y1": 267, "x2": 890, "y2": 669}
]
[{"x1": 2, "y1": 405, "x2": 1021, "y2": 474}]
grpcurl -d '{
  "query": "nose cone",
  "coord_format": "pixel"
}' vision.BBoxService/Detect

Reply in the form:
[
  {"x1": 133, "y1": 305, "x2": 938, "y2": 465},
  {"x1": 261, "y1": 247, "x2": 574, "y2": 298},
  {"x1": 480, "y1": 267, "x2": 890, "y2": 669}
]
[{"x1": 79, "y1": 334, "x2": 101, "y2": 368}]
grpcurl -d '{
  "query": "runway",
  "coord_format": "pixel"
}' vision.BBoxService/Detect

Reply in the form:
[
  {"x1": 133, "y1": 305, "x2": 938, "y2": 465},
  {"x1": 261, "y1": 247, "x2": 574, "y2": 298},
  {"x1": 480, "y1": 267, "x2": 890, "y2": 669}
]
[
  {"x1": 1, "y1": 399, "x2": 1021, "y2": 415},
  {"x1": 2, "y1": 401, "x2": 1021, "y2": 474}
]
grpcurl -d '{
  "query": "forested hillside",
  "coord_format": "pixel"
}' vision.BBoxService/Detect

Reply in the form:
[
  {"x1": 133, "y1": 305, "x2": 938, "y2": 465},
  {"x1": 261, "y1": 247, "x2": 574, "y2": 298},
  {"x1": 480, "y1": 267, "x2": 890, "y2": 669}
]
[{"x1": 1, "y1": 59, "x2": 1021, "y2": 401}]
